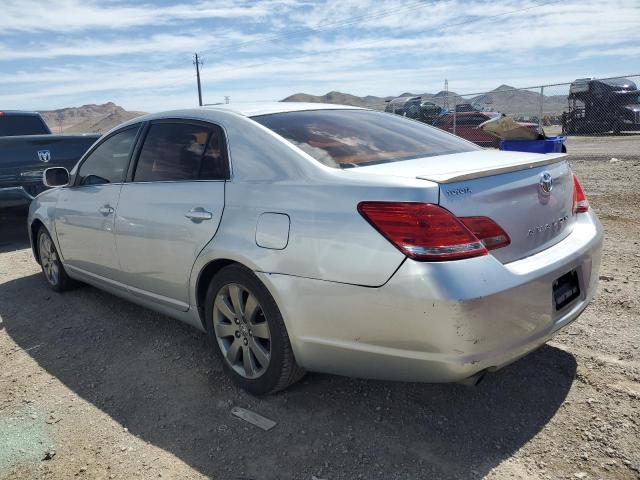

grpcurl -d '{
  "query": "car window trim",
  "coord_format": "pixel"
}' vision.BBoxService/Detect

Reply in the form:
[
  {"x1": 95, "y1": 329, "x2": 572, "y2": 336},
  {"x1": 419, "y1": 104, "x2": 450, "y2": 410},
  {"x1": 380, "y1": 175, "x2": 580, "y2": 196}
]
[
  {"x1": 126, "y1": 118, "x2": 231, "y2": 184},
  {"x1": 73, "y1": 124, "x2": 143, "y2": 188},
  {"x1": 125, "y1": 121, "x2": 150, "y2": 182}
]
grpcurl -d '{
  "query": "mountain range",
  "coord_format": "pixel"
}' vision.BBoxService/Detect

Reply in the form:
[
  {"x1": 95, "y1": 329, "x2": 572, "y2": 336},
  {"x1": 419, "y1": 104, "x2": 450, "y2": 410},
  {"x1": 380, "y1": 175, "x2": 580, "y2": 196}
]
[
  {"x1": 282, "y1": 85, "x2": 568, "y2": 117},
  {"x1": 36, "y1": 84, "x2": 569, "y2": 135},
  {"x1": 39, "y1": 102, "x2": 146, "y2": 133}
]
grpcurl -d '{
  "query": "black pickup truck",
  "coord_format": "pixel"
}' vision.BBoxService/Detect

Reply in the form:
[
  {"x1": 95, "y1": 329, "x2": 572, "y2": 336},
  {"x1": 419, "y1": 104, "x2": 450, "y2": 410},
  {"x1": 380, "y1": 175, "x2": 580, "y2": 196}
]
[{"x1": 0, "y1": 111, "x2": 100, "y2": 208}]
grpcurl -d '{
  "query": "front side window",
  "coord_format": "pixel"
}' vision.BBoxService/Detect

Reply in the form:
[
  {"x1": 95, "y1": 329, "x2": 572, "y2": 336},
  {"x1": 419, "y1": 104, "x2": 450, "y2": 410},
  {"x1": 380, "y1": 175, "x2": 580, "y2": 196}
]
[
  {"x1": 77, "y1": 127, "x2": 138, "y2": 186},
  {"x1": 253, "y1": 110, "x2": 478, "y2": 168},
  {"x1": 134, "y1": 122, "x2": 227, "y2": 182}
]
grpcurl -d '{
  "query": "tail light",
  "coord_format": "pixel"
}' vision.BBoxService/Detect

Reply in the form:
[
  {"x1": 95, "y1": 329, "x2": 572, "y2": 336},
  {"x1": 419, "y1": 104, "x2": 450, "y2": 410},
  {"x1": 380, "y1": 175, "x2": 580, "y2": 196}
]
[
  {"x1": 572, "y1": 174, "x2": 589, "y2": 213},
  {"x1": 357, "y1": 202, "x2": 509, "y2": 261},
  {"x1": 459, "y1": 216, "x2": 511, "y2": 250}
]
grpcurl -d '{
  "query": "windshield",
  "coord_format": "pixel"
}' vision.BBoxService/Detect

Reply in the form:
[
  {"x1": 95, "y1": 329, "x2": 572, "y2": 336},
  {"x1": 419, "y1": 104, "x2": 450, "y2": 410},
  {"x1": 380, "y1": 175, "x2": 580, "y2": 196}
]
[{"x1": 252, "y1": 109, "x2": 478, "y2": 168}]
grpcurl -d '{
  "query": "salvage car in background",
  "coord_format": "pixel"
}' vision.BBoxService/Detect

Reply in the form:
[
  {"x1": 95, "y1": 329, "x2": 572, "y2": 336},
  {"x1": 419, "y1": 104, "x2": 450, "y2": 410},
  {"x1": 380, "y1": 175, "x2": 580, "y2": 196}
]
[
  {"x1": 433, "y1": 111, "x2": 539, "y2": 148},
  {"x1": 562, "y1": 77, "x2": 640, "y2": 134},
  {"x1": 29, "y1": 103, "x2": 601, "y2": 395},
  {"x1": 384, "y1": 96, "x2": 443, "y2": 123},
  {"x1": 0, "y1": 111, "x2": 100, "y2": 208}
]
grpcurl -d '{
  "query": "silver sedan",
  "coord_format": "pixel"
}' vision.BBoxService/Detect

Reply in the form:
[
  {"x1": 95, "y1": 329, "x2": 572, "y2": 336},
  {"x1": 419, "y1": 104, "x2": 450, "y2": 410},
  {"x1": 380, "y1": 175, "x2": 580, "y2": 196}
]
[{"x1": 28, "y1": 103, "x2": 602, "y2": 394}]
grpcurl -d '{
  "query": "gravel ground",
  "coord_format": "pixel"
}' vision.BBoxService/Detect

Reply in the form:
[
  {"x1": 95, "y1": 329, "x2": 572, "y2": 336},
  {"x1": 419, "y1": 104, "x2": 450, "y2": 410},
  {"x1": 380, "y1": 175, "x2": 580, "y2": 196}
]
[
  {"x1": 545, "y1": 127, "x2": 639, "y2": 162},
  {"x1": 0, "y1": 158, "x2": 639, "y2": 480}
]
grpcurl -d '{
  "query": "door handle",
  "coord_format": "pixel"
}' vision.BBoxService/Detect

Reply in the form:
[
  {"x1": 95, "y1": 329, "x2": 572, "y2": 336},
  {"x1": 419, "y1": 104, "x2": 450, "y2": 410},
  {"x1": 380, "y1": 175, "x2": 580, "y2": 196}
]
[
  {"x1": 99, "y1": 205, "x2": 115, "y2": 216},
  {"x1": 185, "y1": 207, "x2": 213, "y2": 222}
]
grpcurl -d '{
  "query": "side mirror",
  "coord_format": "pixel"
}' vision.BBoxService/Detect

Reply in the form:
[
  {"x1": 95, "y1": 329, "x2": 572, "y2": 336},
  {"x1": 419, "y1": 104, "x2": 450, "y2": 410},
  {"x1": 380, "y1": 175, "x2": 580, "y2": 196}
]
[{"x1": 43, "y1": 167, "x2": 70, "y2": 188}]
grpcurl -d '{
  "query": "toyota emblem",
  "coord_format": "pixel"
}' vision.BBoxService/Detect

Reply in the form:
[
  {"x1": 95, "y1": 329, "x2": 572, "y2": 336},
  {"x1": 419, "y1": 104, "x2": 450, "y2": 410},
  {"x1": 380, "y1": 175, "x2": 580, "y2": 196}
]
[{"x1": 539, "y1": 171, "x2": 553, "y2": 195}]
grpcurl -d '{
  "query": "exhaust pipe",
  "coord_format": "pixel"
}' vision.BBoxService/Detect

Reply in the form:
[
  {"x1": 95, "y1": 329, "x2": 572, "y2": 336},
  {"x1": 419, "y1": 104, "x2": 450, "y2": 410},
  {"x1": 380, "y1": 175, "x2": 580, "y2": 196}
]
[{"x1": 458, "y1": 369, "x2": 487, "y2": 387}]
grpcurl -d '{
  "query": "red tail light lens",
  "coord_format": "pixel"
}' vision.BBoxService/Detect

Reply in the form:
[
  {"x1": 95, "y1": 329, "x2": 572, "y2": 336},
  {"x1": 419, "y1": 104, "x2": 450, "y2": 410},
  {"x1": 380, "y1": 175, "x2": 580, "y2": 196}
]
[
  {"x1": 357, "y1": 202, "x2": 489, "y2": 261},
  {"x1": 572, "y1": 174, "x2": 589, "y2": 213},
  {"x1": 459, "y1": 216, "x2": 511, "y2": 250}
]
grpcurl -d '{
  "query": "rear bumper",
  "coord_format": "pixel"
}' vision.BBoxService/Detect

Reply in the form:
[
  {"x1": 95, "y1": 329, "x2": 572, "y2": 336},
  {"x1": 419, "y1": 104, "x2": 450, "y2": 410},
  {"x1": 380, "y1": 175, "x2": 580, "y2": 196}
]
[
  {"x1": 0, "y1": 186, "x2": 34, "y2": 208},
  {"x1": 259, "y1": 210, "x2": 603, "y2": 383}
]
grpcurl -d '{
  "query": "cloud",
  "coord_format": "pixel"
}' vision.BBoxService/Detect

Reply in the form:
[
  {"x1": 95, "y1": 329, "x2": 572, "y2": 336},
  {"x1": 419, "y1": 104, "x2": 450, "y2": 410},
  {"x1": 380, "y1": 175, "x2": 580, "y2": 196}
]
[
  {"x1": 1, "y1": 0, "x2": 638, "y2": 112},
  {"x1": 0, "y1": 0, "x2": 287, "y2": 33},
  {"x1": 0, "y1": 31, "x2": 266, "y2": 60}
]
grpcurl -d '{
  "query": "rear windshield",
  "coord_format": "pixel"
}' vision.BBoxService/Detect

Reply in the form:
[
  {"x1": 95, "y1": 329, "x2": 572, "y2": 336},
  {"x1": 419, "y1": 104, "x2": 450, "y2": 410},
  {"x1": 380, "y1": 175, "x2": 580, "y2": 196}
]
[
  {"x1": 252, "y1": 109, "x2": 478, "y2": 168},
  {"x1": 0, "y1": 114, "x2": 50, "y2": 136}
]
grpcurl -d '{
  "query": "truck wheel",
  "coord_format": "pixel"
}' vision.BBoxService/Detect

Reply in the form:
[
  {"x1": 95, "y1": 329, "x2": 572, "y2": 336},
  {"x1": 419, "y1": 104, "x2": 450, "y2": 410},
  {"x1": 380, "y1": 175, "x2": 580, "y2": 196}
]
[
  {"x1": 37, "y1": 227, "x2": 75, "y2": 292},
  {"x1": 204, "y1": 264, "x2": 305, "y2": 395}
]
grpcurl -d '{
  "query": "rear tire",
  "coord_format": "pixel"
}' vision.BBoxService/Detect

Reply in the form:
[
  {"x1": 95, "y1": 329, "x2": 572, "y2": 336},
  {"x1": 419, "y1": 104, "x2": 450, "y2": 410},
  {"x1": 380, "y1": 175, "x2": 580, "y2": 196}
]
[
  {"x1": 204, "y1": 264, "x2": 305, "y2": 395},
  {"x1": 37, "y1": 227, "x2": 75, "y2": 292}
]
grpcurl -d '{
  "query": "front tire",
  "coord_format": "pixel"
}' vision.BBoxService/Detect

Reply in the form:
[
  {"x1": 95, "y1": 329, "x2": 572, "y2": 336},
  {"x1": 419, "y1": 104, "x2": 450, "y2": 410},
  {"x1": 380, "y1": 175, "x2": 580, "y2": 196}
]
[
  {"x1": 204, "y1": 264, "x2": 305, "y2": 395},
  {"x1": 37, "y1": 227, "x2": 75, "y2": 292}
]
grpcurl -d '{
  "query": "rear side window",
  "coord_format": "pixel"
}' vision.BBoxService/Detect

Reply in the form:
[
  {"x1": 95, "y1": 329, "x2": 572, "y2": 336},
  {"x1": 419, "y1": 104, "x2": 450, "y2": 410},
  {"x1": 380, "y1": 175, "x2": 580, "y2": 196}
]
[
  {"x1": 134, "y1": 122, "x2": 228, "y2": 182},
  {"x1": 253, "y1": 110, "x2": 478, "y2": 168},
  {"x1": 0, "y1": 114, "x2": 50, "y2": 136},
  {"x1": 77, "y1": 127, "x2": 138, "y2": 186}
]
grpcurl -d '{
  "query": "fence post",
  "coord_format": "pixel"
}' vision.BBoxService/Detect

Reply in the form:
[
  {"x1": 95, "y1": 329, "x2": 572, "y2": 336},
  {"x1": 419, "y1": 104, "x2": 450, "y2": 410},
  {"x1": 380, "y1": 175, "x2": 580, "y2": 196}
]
[
  {"x1": 538, "y1": 86, "x2": 544, "y2": 133},
  {"x1": 453, "y1": 105, "x2": 457, "y2": 136}
]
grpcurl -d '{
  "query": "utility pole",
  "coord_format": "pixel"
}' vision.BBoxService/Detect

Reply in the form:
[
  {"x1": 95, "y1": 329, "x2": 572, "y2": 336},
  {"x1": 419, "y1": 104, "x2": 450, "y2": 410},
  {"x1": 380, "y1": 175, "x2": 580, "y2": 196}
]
[
  {"x1": 224, "y1": 96, "x2": 230, "y2": 104},
  {"x1": 193, "y1": 53, "x2": 203, "y2": 106},
  {"x1": 443, "y1": 79, "x2": 449, "y2": 111}
]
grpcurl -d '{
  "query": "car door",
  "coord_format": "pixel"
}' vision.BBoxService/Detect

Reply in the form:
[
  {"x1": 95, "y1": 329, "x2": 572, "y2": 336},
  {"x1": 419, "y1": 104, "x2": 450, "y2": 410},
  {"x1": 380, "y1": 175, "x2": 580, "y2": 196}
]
[
  {"x1": 114, "y1": 120, "x2": 227, "y2": 310},
  {"x1": 55, "y1": 126, "x2": 140, "y2": 279}
]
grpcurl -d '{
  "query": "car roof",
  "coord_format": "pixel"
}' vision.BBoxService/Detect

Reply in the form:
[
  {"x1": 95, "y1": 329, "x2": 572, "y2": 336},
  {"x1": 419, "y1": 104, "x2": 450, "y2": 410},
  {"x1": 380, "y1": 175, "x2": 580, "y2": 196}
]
[
  {"x1": 201, "y1": 102, "x2": 364, "y2": 117},
  {"x1": 107, "y1": 102, "x2": 368, "y2": 136}
]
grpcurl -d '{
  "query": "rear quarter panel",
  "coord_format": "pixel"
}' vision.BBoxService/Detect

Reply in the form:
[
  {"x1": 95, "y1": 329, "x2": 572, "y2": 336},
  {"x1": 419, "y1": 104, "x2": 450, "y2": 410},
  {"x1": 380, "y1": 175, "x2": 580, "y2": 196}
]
[
  {"x1": 188, "y1": 111, "x2": 440, "y2": 289},
  {"x1": 205, "y1": 179, "x2": 432, "y2": 286}
]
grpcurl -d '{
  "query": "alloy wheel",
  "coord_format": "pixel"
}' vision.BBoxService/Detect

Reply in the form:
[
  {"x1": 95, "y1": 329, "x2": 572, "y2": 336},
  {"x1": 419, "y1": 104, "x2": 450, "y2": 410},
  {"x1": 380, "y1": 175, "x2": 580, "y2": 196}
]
[
  {"x1": 213, "y1": 283, "x2": 271, "y2": 379},
  {"x1": 39, "y1": 233, "x2": 60, "y2": 286}
]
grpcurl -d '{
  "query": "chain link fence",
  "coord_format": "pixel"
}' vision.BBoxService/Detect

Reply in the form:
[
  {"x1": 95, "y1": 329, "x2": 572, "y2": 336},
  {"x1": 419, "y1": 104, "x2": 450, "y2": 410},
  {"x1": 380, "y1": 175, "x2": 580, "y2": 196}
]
[{"x1": 384, "y1": 74, "x2": 640, "y2": 152}]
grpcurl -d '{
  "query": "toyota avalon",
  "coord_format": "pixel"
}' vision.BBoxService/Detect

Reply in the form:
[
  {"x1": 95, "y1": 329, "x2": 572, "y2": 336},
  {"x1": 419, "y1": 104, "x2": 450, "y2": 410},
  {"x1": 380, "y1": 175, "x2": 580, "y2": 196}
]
[{"x1": 28, "y1": 103, "x2": 602, "y2": 395}]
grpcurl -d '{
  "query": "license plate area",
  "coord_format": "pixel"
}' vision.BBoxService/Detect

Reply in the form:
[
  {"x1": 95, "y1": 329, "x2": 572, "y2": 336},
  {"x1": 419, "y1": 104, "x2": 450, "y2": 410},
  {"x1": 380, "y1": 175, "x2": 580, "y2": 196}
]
[{"x1": 553, "y1": 270, "x2": 580, "y2": 311}]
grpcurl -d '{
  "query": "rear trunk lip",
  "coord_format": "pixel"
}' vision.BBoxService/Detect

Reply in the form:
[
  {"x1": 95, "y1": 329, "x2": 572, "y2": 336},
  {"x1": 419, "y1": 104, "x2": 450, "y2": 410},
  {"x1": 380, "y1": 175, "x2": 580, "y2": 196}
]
[{"x1": 418, "y1": 152, "x2": 566, "y2": 184}]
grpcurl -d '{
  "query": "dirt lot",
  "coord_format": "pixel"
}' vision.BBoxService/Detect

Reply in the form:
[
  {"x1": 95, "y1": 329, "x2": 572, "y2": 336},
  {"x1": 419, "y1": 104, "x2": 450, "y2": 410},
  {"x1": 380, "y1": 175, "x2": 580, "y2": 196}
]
[
  {"x1": 1, "y1": 158, "x2": 639, "y2": 480},
  {"x1": 545, "y1": 127, "x2": 639, "y2": 162}
]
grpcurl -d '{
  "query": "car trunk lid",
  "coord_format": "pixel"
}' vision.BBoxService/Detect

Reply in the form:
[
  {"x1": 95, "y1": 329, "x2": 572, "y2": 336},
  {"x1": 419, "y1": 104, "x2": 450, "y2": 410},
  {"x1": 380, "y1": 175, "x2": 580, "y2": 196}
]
[
  {"x1": 437, "y1": 160, "x2": 574, "y2": 263},
  {"x1": 356, "y1": 150, "x2": 575, "y2": 263}
]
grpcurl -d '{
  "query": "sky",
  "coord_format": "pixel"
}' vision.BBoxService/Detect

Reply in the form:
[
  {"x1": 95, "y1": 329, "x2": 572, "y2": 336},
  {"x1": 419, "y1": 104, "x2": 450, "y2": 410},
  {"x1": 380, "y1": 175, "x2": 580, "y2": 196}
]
[{"x1": 0, "y1": 0, "x2": 638, "y2": 112}]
